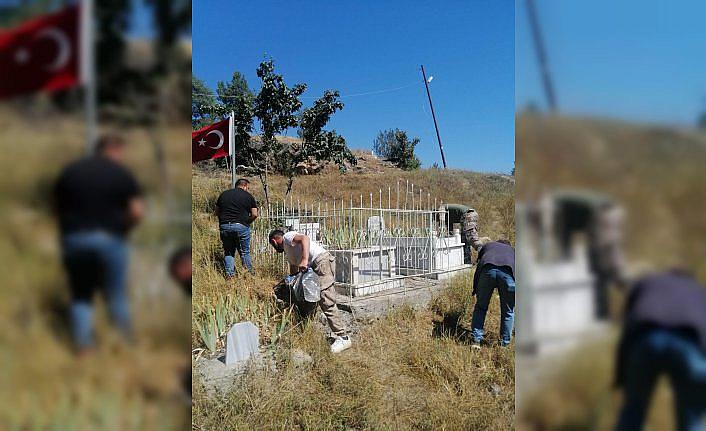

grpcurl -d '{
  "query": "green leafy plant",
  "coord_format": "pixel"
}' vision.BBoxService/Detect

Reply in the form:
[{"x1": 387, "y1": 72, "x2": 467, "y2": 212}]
[{"x1": 373, "y1": 128, "x2": 422, "y2": 170}]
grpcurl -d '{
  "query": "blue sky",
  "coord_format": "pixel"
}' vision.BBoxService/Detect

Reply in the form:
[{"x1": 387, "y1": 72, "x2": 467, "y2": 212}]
[
  {"x1": 193, "y1": 0, "x2": 514, "y2": 173},
  {"x1": 516, "y1": 0, "x2": 706, "y2": 126}
]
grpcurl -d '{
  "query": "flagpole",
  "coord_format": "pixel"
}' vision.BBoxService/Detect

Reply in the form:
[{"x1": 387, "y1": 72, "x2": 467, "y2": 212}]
[
  {"x1": 230, "y1": 111, "x2": 235, "y2": 188},
  {"x1": 80, "y1": 0, "x2": 97, "y2": 153}
]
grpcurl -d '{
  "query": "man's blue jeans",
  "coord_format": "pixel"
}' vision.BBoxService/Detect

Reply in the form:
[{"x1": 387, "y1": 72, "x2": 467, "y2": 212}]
[
  {"x1": 471, "y1": 265, "x2": 515, "y2": 346},
  {"x1": 616, "y1": 328, "x2": 706, "y2": 431},
  {"x1": 220, "y1": 223, "x2": 253, "y2": 276},
  {"x1": 61, "y1": 231, "x2": 131, "y2": 349}
]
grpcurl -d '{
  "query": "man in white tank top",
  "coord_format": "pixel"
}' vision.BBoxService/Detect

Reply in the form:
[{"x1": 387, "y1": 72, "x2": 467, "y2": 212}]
[{"x1": 269, "y1": 229, "x2": 352, "y2": 353}]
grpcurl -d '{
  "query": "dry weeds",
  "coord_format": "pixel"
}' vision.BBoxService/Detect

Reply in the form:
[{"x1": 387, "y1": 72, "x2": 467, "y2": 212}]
[{"x1": 192, "y1": 161, "x2": 515, "y2": 430}]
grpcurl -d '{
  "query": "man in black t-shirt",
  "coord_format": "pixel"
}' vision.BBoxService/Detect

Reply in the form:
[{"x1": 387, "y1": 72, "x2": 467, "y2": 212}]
[
  {"x1": 54, "y1": 134, "x2": 144, "y2": 352},
  {"x1": 215, "y1": 178, "x2": 258, "y2": 276}
]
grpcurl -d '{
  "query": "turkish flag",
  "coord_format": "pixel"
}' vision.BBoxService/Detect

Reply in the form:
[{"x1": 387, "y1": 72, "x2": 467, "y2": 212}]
[
  {"x1": 0, "y1": 5, "x2": 80, "y2": 100},
  {"x1": 192, "y1": 118, "x2": 231, "y2": 163}
]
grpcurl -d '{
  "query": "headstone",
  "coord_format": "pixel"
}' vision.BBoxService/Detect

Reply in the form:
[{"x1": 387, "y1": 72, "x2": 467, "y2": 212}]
[
  {"x1": 285, "y1": 218, "x2": 300, "y2": 232},
  {"x1": 367, "y1": 215, "x2": 384, "y2": 232},
  {"x1": 298, "y1": 222, "x2": 321, "y2": 241},
  {"x1": 225, "y1": 321, "x2": 260, "y2": 366}
]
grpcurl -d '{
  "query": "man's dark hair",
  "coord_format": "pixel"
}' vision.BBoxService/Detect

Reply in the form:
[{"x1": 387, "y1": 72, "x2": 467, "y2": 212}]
[
  {"x1": 235, "y1": 178, "x2": 250, "y2": 188},
  {"x1": 95, "y1": 133, "x2": 125, "y2": 154},
  {"x1": 497, "y1": 239, "x2": 512, "y2": 246},
  {"x1": 269, "y1": 229, "x2": 285, "y2": 243}
]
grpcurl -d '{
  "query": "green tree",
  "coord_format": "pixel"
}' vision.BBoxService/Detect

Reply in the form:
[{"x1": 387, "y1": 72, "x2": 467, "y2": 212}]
[
  {"x1": 192, "y1": 74, "x2": 253, "y2": 172},
  {"x1": 373, "y1": 129, "x2": 421, "y2": 170},
  {"x1": 217, "y1": 72, "x2": 252, "y2": 111},
  {"x1": 144, "y1": 0, "x2": 190, "y2": 75},
  {"x1": 215, "y1": 72, "x2": 254, "y2": 168},
  {"x1": 280, "y1": 90, "x2": 357, "y2": 197},
  {"x1": 251, "y1": 59, "x2": 306, "y2": 207},
  {"x1": 195, "y1": 60, "x2": 356, "y2": 205},
  {"x1": 192, "y1": 76, "x2": 217, "y2": 129}
]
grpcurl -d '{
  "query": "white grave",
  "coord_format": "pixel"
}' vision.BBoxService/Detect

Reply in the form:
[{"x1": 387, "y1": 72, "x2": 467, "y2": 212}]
[
  {"x1": 330, "y1": 246, "x2": 401, "y2": 296},
  {"x1": 515, "y1": 203, "x2": 604, "y2": 356},
  {"x1": 381, "y1": 231, "x2": 468, "y2": 279},
  {"x1": 225, "y1": 321, "x2": 260, "y2": 366}
]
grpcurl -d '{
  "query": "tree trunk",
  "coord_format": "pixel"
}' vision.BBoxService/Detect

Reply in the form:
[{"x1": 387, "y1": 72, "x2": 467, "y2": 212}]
[
  {"x1": 258, "y1": 162, "x2": 270, "y2": 211},
  {"x1": 284, "y1": 176, "x2": 294, "y2": 201}
]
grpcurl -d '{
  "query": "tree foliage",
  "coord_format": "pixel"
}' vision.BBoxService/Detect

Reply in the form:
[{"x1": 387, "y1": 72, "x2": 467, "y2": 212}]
[
  {"x1": 192, "y1": 76, "x2": 217, "y2": 129},
  {"x1": 279, "y1": 90, "x2": 357, "y2": 195},
  {"x1": 373, "y1": 129, "x2": 421, "y2": 170},
  {"x1": 191, "y1": 60, "x2": 357, "y2": 205}
]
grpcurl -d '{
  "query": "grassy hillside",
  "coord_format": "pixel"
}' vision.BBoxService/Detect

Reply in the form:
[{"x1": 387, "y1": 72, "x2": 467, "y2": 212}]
[
  {"x1": 517, "y1": 113, "x2": 706, "y2": 278},
  {"x1": 516, "y1": 113, "x2": 706, "y2": 430},
  {"x1": 192, "y1": 160, "x2": 515, "y2": 429},
  {"x1": 0, "y1": 108, "x2": 191, "y2": 429}
]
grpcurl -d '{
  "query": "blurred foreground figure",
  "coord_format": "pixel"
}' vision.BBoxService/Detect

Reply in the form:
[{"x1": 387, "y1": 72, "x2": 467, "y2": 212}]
[
  {"x1": 589, "y1": 201, "x2": 627, "y2": 318},
  {"x1": 169, "y1": 246, "x2": 192, "y2": 296},
  {"x1": 53, "y1": 135, "x2": 144, "y2": 351},
  {"x1": 168, "y1": 246, "x2": 192, "y2": 400},
  {"x1": 615, "y1": 270, "x2": 706, "y2": 431},
  {"x1": 471, "y1": 240, "x2": 516, "y2": 347}
]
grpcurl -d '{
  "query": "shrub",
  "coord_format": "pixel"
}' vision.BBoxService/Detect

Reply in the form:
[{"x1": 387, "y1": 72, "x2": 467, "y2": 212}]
[{"x1": 373, "y1": 128, "x2": 421, "y2": 170}]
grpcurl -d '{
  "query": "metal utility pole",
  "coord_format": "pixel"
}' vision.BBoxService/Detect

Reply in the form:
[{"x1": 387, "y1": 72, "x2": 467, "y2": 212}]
[
  {"x1": 421, "y1": 65, "x2": 447, "y2": 169},
  {"x1": 526, "y1": 0, "x2": 557, "y2": 112}
]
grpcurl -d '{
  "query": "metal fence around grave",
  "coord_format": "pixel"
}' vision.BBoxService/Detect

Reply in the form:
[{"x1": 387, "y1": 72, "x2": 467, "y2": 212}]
[{"x1": 250, "y1": 183, "x2": 469, "y2": 298}]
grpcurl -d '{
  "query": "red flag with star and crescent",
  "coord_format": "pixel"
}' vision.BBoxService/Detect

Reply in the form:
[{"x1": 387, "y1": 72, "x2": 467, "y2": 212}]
[
  {"x1": 192, "y1": 118, "x2": 231, "y2": 163},
  {"x1": 0, "y1": 5, "x2": 80, "y2": 99}
]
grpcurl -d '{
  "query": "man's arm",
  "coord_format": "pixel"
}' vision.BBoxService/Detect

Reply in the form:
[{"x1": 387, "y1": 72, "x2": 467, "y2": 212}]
[
  {"x1": 291, "y1": 234, "x2": 310, "y2": 271},
  {"x1": 215, "y1": 204, "x2": 221, "y2": 219},
  {"x1": 127, "y1": 197, "x2": 145, "y2": 227},
  {"x1": 250, "y1": 207, "x2": 259, "y2": 222},
  {"x1": 289, "y1": 264, "x2": 299, "y2": 275}
]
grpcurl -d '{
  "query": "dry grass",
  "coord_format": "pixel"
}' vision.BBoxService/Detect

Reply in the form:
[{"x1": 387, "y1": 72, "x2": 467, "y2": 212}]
[
  {"x1": 517, "y1": 113, "x2": 706, "y2": 278},
  {"x1": 0, "y1": 107, "x2": 191, "y2": 429},
  {"x1": 516, "y1": 113, "x2": 706, "y2": 430},
  {"x1": 193, "y1": 159, "x2": 515, "y2": 243},
  {"x1": 192, "y1": 162, "x2": 515, "y2": 430}
]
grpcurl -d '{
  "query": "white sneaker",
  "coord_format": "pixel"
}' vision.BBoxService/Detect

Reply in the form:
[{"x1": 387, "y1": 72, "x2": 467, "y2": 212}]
[{"x1": 330, "y1": 335, "x2": 352, "y2": 353}]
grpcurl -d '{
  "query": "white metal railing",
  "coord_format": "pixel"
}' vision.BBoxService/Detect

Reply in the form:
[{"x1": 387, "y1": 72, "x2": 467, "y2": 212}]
[{"x1": 250, "y1": 181, "x2": 468, "y2": 297}]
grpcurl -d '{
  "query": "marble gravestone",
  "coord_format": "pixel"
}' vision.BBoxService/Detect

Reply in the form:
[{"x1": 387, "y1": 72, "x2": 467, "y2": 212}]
[
  {"x1": 225, "y1": 321, "x2": 260, "y2": 366},
  {"x1": 367, "y1": 215, "x2": 385, "y2": 233}
]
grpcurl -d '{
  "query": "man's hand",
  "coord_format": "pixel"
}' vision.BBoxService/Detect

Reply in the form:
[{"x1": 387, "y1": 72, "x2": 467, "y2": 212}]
[
  {"x1": 292, "y1": 234, "x2": 311, "y2": 272},
  {"x1": 298, "y1": 258, "x2": 309, "y2": 273}
]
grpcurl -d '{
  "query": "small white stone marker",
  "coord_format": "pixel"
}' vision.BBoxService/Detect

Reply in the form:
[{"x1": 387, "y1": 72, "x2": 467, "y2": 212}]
[{"x1": 225, "y1": 321, "x2": 260, "y2": 366}]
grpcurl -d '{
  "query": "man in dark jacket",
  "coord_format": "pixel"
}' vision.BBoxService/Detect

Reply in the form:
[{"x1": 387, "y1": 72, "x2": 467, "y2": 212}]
[
  {"x1": 614, "y1": 269, "x2": 706, "y2": 431},
  {"x1": 470, "y1": 240, "x2": 515, "y2": 347}
]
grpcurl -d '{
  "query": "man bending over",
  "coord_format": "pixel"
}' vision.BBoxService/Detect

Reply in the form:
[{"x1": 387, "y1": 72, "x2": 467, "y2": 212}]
[{"x1": 269, "y1": 229, "x2": 352, "y2": 353}]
